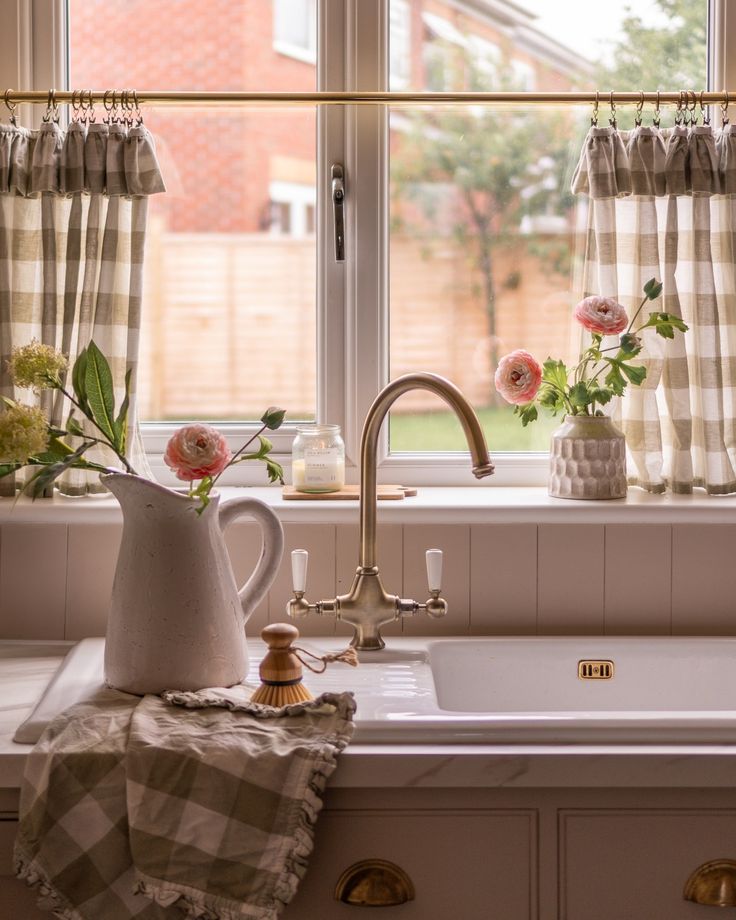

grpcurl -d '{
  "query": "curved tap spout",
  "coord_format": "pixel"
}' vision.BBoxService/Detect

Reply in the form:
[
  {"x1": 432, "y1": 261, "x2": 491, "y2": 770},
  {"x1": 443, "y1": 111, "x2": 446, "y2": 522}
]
[{"x1": 359, "y1": 373, "x2": 494, "y2": 569}]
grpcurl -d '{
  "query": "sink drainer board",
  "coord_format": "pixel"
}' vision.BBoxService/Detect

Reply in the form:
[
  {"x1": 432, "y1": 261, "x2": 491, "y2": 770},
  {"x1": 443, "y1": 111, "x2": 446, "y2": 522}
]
[
  {"x1": 16, "y1": 636, "x2": 736, "y2": 746},
  {"x1": 14, "y1": 638, "x2": 107, "y2": 743}
]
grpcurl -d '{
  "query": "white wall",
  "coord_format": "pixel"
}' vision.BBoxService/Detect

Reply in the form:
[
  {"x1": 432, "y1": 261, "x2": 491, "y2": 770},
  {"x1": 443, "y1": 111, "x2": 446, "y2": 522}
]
[{"x1": 1, "y1": 519, "x2": 733, "y2": 641}]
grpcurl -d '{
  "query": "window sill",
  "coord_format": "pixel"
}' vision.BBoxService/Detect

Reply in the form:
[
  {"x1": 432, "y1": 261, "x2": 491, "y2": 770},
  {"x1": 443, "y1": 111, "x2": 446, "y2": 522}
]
[{"x1": 0, "y1": 486, "x2": 734, "y2": 525}]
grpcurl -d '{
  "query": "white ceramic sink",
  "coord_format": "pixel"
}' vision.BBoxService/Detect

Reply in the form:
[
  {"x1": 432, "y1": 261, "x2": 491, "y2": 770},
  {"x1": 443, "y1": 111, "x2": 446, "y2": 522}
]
[{"x1": 14, "y1": 636, "x2": 736, "y2": 745}]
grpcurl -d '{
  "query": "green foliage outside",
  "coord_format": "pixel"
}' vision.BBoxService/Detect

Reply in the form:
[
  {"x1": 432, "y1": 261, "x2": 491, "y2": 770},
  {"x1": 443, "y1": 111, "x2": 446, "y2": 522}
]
[
  {"x1": 599, "y1": 0, "x2": 707, "y2": 125},
  {"x1": 389, "y1": 0, "x2": 706, "y2": 452},
  {"x1": 390, "y1": 405, "x2": 558, "y2": 453}
]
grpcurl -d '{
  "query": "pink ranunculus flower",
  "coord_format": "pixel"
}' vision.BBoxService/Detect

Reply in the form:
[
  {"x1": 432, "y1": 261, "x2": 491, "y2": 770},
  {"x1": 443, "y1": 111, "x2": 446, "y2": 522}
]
[
  {"x1": 495, "y1": 350, "x2": 543, "y2": 405},
  {"x1": 574, "y1": 295, "x2": 628, "y2": 335},
  {"x1": 164, "y1": 424, "x2": 232, "y2": 482}
]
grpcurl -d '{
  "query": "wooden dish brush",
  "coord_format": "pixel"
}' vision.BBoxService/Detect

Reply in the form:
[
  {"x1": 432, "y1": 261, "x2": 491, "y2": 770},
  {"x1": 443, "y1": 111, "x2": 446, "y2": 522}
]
[{"x1": 250, "y1": 623, "x2": 358, "y2": 706}]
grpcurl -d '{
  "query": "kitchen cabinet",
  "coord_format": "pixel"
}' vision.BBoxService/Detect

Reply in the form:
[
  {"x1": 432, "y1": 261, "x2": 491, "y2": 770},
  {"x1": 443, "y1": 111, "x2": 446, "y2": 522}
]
[{"x1": 4, "y1": 789, "x2": 736, "y2": 919}]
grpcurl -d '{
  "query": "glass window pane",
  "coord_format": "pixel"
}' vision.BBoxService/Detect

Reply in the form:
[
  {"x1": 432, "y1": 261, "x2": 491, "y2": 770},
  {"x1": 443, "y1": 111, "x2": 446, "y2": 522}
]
[
  {"x1": 69, "y1": 0, "x2": 317, "y2": 423},
  {"x1": 389, "y1": 0, "x2": 708, "y2": 452}
]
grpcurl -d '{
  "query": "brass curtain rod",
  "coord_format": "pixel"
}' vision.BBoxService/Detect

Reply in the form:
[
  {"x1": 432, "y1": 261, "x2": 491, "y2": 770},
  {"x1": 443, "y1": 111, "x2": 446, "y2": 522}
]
[{"x1": 3, "y1": 89, "x2": 735, "y2": 107}]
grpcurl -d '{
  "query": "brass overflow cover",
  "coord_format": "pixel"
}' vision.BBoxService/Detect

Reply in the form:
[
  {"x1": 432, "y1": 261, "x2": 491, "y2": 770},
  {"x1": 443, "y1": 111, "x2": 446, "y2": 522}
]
[{"x1": 578, "y1": 659, "x2": 614, "y2": 680}]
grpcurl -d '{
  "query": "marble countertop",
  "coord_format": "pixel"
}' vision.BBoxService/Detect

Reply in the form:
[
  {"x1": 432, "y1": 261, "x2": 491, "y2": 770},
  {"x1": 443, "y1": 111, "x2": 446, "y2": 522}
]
[{"x1": 4, "y1": 641, "x2": 736, "y2": 791}]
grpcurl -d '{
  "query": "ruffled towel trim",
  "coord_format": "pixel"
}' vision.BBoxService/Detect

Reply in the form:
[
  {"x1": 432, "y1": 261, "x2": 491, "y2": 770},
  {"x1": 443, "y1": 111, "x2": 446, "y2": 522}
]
[
  {"x1": 131, "y1": 690, "x2": 356, "y2": 920},
  {"x1": 14, "y1": 841, "x2": 83, "y2": 920}
]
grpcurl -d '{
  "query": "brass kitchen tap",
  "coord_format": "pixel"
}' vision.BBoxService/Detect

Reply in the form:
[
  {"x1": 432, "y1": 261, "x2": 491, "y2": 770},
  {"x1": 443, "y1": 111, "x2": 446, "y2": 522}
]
[{"x1": 287, "y1": 373, "x2": 494, "y2": 650}]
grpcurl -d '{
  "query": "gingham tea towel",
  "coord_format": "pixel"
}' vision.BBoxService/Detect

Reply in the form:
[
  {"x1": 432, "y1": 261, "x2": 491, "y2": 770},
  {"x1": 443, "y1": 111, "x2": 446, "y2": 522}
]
[{"x1": 14, "y1": 686, "x2": 355, "y2": 919}]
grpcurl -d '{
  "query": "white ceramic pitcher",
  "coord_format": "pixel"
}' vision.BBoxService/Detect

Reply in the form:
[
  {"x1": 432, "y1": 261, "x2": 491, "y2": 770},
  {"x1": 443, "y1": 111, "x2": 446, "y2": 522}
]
[{"x1": 102, "y1": 473, "x2": 284, "y2": 695}]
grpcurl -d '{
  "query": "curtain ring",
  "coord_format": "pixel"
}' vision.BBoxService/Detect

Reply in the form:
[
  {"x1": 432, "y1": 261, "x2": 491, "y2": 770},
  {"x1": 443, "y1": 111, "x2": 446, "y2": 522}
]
[
  {"x1": 3, "y1": 89, "x2": 18, "y2": 126},
  {"x1": 86, "y1": 89, "x2": 96, "y2": 123},
  {"x1": 121, "y1": 88, "x2": 130, "y2": 126},
  {"x1": 42, "y1": 88, "x2": 59, "y2": 124},
  {"x1": 70, "y1": 89, "x2": 82, "y2": 123},
  {"x1": 635, "y1": 90, "x2": 644, "y2": 127},
  {"x1": 653, "y1": 90, "x2": 661, "y2": 128},
  {"x1": 103, "y1": 89, "x2": 114, "y2": 124},
  {"x1": 133, "y1": 89, "x2": 143, "y2": 126},
  {"x1": 688, "y1": 90, "x2": 697, "y2": 125},
  {"x1": 608, "y1": 89, "x2": 616, "y2": 128},
  {"x1": 722, "y1": 90, "x2": 730, "y2": 127},
  {"x1": 675, "y1": 90, "x2": 684, "y2": 125},
  {"x1": 700, "y1": 90, "x2": 710, "y2": 125},
  {"x1": 591, "y1": 90, "x2": 599, "y2": 127}
]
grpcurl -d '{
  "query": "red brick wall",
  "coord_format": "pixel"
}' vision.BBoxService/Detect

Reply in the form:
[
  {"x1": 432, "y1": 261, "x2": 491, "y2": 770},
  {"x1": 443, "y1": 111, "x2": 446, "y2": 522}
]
[{"x1": 69, "y1": 0, "x2": 315, "y2": 233}]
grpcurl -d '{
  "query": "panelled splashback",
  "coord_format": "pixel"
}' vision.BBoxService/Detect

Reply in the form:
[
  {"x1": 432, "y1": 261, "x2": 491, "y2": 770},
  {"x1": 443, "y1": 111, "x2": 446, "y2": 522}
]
[{"x1": 1, "y1": 521, "x2": 734, "y2": 640}]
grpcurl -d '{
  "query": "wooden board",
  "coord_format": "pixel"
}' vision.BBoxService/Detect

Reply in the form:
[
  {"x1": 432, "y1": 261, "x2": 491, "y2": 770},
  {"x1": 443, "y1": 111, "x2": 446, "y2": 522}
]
[{"x1": 282, "y1": 484, "x2": 417, "y2": 501}]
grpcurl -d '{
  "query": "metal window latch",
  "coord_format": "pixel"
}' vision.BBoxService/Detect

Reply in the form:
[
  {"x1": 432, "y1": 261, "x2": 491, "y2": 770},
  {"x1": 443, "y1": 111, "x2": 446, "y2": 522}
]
[{"x1": 331, "y1": 164, "x2": 345, "y2": 261}]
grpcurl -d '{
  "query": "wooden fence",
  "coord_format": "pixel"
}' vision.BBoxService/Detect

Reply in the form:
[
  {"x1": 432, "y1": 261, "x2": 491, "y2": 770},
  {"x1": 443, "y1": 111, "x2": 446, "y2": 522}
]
[{"x1": 137, "y1": 227, "x2": 578, "y2": 420}]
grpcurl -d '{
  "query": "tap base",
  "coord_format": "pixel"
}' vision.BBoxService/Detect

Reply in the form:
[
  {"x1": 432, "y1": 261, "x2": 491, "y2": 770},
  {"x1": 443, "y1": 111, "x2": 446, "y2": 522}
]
[{"x1": 351, "y1": 635, "x2": 386, "y2": 651}]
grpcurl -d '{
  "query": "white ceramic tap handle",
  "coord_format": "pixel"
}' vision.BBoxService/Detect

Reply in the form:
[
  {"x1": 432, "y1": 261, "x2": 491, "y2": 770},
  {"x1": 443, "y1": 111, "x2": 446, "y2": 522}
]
[
  {"x1": 426, "y1": 548, "x2": 443, "y2": 594},
  {"x1": 292, "y1": 549, "x2": 309, "y2": 594}
]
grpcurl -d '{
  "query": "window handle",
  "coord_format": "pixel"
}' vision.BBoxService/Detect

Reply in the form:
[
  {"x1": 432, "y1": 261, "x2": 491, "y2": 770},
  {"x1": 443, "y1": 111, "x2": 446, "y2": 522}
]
[{"x1": 331, "y1": 163, "x2": 345, "y2": 261}]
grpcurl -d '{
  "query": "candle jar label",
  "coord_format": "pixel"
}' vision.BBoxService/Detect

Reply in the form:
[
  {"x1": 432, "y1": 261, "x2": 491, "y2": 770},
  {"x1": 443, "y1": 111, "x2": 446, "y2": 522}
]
[{"x1": 304, "y1": 447, "x2": 343, "y2": 485}]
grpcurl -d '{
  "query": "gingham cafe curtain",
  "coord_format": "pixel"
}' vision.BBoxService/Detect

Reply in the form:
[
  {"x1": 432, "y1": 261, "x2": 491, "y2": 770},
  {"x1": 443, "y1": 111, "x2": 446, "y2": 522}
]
[
  {"x1": 0, "y1": 119, "x2": 165, "y2": 495},
  {"x1": 572, "y1": 123, "x2": 736, "y2": 494}
]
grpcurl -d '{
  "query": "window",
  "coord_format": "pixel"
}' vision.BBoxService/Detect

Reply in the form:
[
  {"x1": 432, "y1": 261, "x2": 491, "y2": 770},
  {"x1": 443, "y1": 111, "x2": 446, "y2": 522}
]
[
  {"x1": 268, "y1": 182, "x2": 317, "y2": 237},
  {"x1": 386, "y1": 0, "x2": 712, "y2": 463},
  {"x1": 66, "y1": 1, "x2": 318, "y2": 436},
  {"x1": 390, "y1": 0, "x2": 412, "y2": 88},
  {"x1": 3, "y1": 0, "x2": 729, "y2": 486},
  {"x1": 273, "y1": 0, "x2": 317, "y2": 64}
]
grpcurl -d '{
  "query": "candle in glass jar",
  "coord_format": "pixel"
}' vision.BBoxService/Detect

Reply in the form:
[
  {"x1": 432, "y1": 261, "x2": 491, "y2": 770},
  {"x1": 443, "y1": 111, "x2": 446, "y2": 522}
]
[{"x1": 291, "y1": 425, "x2": 346, "y2": 493}]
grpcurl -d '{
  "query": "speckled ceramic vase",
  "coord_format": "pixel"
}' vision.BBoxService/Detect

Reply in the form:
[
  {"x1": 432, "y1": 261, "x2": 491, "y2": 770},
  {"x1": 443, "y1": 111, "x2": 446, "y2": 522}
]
[
  {"x1": 102, "y1": 473, "x2": 284, "y2": 695},
  {"x1": 548, "y1": 415, "x2": 627, "y2": 500}
]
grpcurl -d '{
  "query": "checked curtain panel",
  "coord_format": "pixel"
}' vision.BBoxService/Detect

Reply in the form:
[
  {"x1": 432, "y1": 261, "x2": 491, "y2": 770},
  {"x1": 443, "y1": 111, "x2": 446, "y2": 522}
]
[
  {"x1": 573, "y1": 123, "x2": 736, "y2": 494},
  {"x1": 0, "y1": 118, "x2": 164, "y2": 495}
]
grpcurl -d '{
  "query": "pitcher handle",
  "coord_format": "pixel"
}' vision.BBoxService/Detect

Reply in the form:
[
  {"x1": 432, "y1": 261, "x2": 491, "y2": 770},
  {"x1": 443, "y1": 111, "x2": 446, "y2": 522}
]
[{"x1": 219, "y1": 497, "x2": 284, "y2": 622}]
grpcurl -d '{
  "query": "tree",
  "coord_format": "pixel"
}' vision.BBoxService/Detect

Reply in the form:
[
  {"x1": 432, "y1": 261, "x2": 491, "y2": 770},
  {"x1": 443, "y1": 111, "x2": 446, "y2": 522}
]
[
  {"x1": 598, "y1": 0, "x2": 706, "y2": 119},
  {"x1": 391, "y1": 52, "x2": 577, "y2": 387}
]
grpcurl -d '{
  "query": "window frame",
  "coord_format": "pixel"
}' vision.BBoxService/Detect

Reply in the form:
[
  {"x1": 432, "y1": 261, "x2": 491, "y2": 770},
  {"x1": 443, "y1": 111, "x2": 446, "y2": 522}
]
[
  {"x1": 273, "y1": 0, "x2": 318, "y2": 65},
  {"x1": 7, "y1": 0, "x2": 735, "y2": 487}
]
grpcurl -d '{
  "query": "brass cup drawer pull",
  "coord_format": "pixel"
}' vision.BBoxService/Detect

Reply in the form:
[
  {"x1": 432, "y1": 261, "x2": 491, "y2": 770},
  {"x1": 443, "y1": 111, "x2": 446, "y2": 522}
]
[
  {"x1": 684, "y1": 859, "x2": 736, "y2": 906},
  {"x1": 335, "y1": 858, "x2": 415, "y2": 906}
]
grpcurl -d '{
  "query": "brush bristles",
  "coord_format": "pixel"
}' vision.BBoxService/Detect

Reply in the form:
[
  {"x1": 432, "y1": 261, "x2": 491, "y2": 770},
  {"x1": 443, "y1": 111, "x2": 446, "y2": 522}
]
[{"x1": 250, "y1": 681, "x2": 314, "y2": 706}]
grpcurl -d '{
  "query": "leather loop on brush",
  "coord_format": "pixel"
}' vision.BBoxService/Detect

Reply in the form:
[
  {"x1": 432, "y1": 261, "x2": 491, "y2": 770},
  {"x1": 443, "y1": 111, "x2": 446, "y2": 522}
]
[{"x1": 293, "y1": 646, "x2": 359, "y2": 673}]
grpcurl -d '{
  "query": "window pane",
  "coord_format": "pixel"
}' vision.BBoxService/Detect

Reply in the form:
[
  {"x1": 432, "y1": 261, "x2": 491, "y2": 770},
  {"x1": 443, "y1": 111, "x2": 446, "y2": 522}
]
[
  {"x1": 69, "y1": 1, "x2": 317, "y2": 423},
  {"x1": 389, "y1": 0, "x2": 707, "y2": 452}
]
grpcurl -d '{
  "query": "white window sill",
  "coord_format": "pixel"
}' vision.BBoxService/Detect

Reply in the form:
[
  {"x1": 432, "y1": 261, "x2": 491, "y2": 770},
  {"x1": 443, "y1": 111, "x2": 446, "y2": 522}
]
[
  {"x1": 272, "y1": 39, "x2": 316, "y2": 65},
  {"x1": 0, "y1": 486, "x2": 734, "y2": 525}
]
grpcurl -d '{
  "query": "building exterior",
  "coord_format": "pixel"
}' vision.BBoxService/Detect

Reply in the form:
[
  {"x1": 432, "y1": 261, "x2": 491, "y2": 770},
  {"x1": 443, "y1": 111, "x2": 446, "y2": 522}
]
[{"x1": 68, "y1": 1, "x2": 591, "y2": 421}]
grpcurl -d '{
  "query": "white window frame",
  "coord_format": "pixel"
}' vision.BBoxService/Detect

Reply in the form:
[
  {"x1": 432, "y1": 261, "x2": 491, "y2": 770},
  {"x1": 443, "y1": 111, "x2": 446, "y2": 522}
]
[
  {"x1": 268, "y1": 181, "x2": 316, "y2": 237},
  {"x1": 6, "y1": 0, "x2": 735, "y2": 487},
  {"x1": 389, "y1": 0, "x2": 411, "y2": 89},
  {"x1": 273, "y1": 0, "x2": 317, "y2": 65}
]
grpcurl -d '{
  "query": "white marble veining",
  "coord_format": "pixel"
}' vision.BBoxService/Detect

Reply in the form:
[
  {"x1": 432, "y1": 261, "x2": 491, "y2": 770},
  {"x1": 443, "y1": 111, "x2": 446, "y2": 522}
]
[{"x1": 4, "y1": 638, "x2": 736, "y2": 792}]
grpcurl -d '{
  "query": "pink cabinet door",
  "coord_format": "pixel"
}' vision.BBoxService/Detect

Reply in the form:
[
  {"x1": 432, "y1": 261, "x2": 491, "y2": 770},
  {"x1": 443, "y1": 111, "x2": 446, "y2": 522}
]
[
  {"x1": 286, "y1": 808, "x2": 538, "y2": 920},
  {"x1": 560, "y1": 809, "x2": 736, "y2": 919}
]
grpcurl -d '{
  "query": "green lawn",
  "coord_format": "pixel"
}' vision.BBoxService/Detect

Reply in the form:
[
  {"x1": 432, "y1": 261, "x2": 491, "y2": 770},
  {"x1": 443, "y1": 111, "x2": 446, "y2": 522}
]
[{"x1": 389, "y1": 405, "x2": 558, "y2": 453}]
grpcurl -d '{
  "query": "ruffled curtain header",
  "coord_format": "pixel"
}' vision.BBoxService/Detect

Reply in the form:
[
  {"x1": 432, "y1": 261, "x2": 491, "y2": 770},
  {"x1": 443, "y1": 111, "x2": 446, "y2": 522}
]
[
  {"x1": 572, "y1": 124, "x2": 736, "y2": 199},
  {"x1": 0, "y1": 121, "x2": 165, "y2": 198}
]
